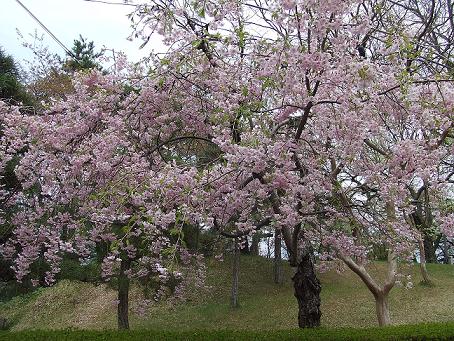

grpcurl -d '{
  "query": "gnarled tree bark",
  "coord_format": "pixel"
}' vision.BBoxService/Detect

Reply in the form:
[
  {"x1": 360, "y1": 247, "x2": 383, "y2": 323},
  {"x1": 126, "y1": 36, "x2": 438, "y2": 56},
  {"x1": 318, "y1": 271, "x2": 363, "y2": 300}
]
[{"x1": 291, "y1": 241, "x2": 321, "y2": 328}]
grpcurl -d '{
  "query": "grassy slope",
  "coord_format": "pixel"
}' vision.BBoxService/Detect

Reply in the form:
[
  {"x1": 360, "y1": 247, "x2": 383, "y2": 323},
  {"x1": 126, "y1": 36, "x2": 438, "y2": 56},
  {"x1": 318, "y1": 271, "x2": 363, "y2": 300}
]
[{"x1": 1, "y1": 256, "x2": 454, "y2": 331}]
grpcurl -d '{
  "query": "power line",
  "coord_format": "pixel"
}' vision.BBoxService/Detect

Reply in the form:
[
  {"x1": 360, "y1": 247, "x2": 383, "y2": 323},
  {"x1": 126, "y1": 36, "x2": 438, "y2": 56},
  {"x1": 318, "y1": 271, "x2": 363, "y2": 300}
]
[
  {"x1": 80, "y1": 0, "x2": 137, "y2": 6},
  {"x1": 14, "y1": 0, "x2": 77, "y2": 59}
]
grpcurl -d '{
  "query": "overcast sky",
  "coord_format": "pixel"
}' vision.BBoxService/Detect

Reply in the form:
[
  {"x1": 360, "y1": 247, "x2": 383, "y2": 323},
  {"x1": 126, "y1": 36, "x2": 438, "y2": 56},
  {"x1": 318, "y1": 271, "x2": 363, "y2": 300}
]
[{"x1": 1, "y1": 0, "x2": 163, "y2": 67}]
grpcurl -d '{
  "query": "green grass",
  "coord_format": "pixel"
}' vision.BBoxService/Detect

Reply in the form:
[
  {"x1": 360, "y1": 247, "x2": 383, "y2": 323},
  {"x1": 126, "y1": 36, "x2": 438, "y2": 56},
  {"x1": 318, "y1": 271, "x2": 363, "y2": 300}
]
[{"x1": 1, "y1": 257, "x2": 454, "y2": 331}]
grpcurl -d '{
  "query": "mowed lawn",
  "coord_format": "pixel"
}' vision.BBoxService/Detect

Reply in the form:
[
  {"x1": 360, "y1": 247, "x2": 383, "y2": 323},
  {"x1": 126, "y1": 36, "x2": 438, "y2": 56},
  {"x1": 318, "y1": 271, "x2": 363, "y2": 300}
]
[{"x1": 1, "y1": 256, "x2": 454, "y2": 331}]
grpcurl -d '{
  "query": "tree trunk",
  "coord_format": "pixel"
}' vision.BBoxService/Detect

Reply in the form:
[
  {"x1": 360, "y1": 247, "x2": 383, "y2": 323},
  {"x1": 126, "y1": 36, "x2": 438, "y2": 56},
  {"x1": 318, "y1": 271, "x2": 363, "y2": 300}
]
[
  {"x1": 339, "y1": 248, "x2": 396, "y2": 327},
  {"x1": 442, "y1": 235, "x2": 451, "y2": 264},
  {"x1": 250, "y1": 233, "x2": 260, "y2": 256},
  {"x1": 292, "y1": 242, "x2": 321, "y2": 328},
  {"x1": 266, "y1": 237, "x2": 271, "y2": 258},
  {"x1": 240, "y1": 237, "x2": 250, "y2": 255},
  {"x1": 118, "y1": 258, "x2": 131, "y2": 330},
  {"x1": 418, "y1": 238, "x2": 433, "y2": 286},
  {"x1": 231, "y1": 238, "x2": 240, "y2": 308},
  {"x1": 374, "y1": 292, "x2": 391, "y2": 326},
  {"x1": 274, "y1": 228, "x2": 283, "y2": 284},
  {"x1": 423, "y1": 237, "x2": 437, "y2": 263}
]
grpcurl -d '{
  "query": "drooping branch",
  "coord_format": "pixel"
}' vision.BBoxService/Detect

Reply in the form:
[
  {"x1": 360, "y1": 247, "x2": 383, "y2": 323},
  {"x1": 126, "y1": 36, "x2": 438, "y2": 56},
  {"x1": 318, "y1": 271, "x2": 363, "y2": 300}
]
[
  {"x1": 150, "y1": 135, "x2": 220, "y2": 155},
  {"x1": 213, "y1": 217, "x2": 272, "y2": 238},
  {"x1": 364, "y1": 139, "x2": 389, "y2": 156}
]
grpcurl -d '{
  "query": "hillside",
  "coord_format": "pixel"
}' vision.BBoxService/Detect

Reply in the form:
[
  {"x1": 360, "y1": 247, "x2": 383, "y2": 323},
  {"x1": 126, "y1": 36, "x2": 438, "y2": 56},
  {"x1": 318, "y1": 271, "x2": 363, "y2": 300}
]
[{"x1": 1, "y1": 257, "x2": 454, "y2": 331}]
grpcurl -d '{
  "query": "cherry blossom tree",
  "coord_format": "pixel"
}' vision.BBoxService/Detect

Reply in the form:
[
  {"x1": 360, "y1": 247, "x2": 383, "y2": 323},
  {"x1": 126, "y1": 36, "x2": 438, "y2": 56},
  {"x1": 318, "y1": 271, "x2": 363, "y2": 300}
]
[
  {"x1": 126, "y1": 0, "x2": 454, "y2": 327},
  {"x1": 0, "y1": 65, "x2": 206, "y2": 329}
]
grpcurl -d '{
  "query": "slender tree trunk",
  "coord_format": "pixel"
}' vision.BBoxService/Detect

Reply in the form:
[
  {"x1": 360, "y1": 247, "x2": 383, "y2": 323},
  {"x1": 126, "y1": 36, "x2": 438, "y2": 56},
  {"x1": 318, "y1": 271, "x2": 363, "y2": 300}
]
[
  {"x1": 266, "y1": 237, "x2": 271, "y2": 258},
  {"x1": 374, "y1": 292, "x2": 391, "y2": 326},
  {"x1": 442, "y1": 235, "x2": 451, "y2": 264},
  {"x1": 274, "y1": 228, "x2": 283, "y2": 284},
  {"x1": 118, "y1": 258, "x2": 131, "y2": 330},
  {"x1": 418, "y1": 238, "x2": 433, "y2": 286},
  {"x1": 292, "y1": 242, "x2": 321, "y2": 328},
  {"x1": 231, "y1": 238, "x2": 240, "y2": 308}
]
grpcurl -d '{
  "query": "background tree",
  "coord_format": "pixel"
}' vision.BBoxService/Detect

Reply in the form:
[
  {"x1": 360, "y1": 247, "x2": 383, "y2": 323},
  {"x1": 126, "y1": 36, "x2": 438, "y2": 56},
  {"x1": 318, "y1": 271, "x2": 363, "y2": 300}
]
[
  {"x1": 0, "y1": 49, "x2": 35, "y2": 298},
  {"x1": 0, "y1": 65, "x2": 205, "y2": 329},
  {"x1": 23, "y1": 34, "x2": 102, "y2": 105},
  {"x1": 0, "y1": 48, "x2": 34, "y2": 107},
  {"x1": 63, "y1": 35, "x2": 103, "y2": 72}
]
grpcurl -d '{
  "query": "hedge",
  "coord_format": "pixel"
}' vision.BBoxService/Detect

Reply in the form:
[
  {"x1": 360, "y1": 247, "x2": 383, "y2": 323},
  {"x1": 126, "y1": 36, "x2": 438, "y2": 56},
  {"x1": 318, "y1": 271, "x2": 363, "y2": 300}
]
[{"x1": 1, "y1": 322, "x2": 454, "y2": 340}]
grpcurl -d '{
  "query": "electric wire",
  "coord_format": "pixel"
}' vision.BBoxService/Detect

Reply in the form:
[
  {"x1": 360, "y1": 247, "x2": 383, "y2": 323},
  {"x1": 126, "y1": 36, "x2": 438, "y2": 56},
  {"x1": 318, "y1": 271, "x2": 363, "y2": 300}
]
[
  {"x1": 80, "y1": 0, "x2": 137, "y2": 6},
  {"x1": 14, "y1": 0, "x2": 78, "y2": 60}
]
